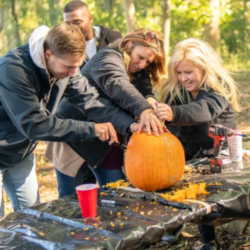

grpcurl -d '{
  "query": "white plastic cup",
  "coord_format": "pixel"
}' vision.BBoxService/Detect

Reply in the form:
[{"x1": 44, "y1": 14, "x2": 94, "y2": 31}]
[{"x1": 228, "y1": 129, "x2": 242, "y2": 162}]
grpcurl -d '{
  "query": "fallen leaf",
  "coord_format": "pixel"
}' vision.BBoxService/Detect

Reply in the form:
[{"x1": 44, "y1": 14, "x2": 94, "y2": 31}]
[{"x1": 181, "y1": 231, "x2": 196, "y2": 238}]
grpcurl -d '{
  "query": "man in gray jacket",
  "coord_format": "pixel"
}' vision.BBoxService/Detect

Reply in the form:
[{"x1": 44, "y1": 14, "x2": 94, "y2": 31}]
[{"x1": 0, "y1": 24, "x2": 136, "y2": 216}]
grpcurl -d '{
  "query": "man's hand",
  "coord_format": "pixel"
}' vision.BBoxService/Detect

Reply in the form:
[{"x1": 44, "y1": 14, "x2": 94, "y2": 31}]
[
  {"x1": 155, "y1": 103, "x2": 173, "y2": 122},
  {"x1": 94, "y1": 123, "x2": 118, "y2": 145},
  {"x1": 139, "y1": 109, "x2": 164, "y2": 136}
]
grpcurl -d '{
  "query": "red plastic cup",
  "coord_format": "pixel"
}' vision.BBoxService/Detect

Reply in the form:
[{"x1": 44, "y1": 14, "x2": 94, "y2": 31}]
[{"x1": 75, "y1": 184, "x2": 97, "y2": 218}]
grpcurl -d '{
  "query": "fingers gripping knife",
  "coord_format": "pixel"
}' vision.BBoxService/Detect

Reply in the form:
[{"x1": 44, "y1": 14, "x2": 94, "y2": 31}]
[{"x1": 208, "y1": 124, "x2": 234, "y2": 173}]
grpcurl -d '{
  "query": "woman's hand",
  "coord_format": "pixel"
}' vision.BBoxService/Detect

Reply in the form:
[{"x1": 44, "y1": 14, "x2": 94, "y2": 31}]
[
  {"x1": 155, "y1": 103, "x2": 173, "y2": 122},
  {"x1": 139, "y1": 109, "x2": 164, "y2": 136},
  {"x1": 94, "y1": 123, "x2": 118, "y2": 145},
  {"x1": 147, "y1": 97, "x2": 158, "y2": 110},
  {"x1": 131, "y1": 121, "x2": 170, "y2": 134}
]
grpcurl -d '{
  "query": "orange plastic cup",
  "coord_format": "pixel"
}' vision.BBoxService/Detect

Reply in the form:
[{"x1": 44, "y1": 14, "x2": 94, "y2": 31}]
[{"x1": 75, "y1": 184, "x2": 97, "y2": 218}]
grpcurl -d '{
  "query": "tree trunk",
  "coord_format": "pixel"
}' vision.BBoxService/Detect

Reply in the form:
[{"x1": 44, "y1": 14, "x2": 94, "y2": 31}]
[
  {"x1": 122, "y1": 0, "x2": 136, "y2": 32},
  {"x1": 203, "y1": 0, "x2": 220, "y2": 52},
  {"x1": 10, "y1": 0, "x2": 21, "y2": 46},
  {"x1": 48, "y1": 0, "x2": 60, "y2": 26},
  {"x1": 162, "y1": 0, "x2": 171, "y2": 63}
]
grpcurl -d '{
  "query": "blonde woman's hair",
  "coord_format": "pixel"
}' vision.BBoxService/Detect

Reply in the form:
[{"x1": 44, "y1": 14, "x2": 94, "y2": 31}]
[
  {"x1": 112, "y1": 29, "x2": 166, "y2": 87},
  {"x1": 160, "y1": 38, "x2": 240, "y2": 111},
  {"x1": 44, "y1": 24, "x2": 86, "y2": 58}
]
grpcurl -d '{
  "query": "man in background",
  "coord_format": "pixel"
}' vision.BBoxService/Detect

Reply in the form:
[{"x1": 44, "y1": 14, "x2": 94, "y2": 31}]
[{"x1": 63, "y1": 0, "x2": 122, "y2": 66}]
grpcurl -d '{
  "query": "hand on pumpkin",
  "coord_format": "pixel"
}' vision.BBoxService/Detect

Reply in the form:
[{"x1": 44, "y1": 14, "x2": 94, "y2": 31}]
[
  {"x1": 130, "y1": 122, "x2": 149, "y2": 133},
  {"x1": 139, "y1": 109, "x2": 164, "y2": 136},
  {"x1": 155, "y1": 103, "x2": 173, "y2": 122},
  {"x1": 130, "y1": 123, "x2": 139, "y2": 133},
  {"x1": 94, "y1": 122, "x2": 118, "y2": 145}
]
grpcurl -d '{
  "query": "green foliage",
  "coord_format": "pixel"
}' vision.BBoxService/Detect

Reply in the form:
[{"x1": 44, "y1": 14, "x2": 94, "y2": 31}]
[
  {"x1": 0, "y1": 0, "x2": 249, "y2": 69},
  {"x1": 85, "y1": 0, "x2": 127, "y2": 34},
  {"x1": 170, "y1": 0, "x2": 211, "y2": 49},
  {"x1": 220, "y1": 0, "x2": 250, "y2": 61},
  {"x1": 133, "y1": 0, "x2": 163, "y2": 32}
]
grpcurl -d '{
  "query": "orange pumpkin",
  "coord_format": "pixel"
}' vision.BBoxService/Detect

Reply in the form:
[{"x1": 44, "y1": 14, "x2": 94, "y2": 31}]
[{"x1": 124, "y1": 132, "x2": 185, "y2": 191}]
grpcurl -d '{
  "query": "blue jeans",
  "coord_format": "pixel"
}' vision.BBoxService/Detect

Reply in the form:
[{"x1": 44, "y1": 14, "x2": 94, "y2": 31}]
[
  {"x1": 56, "y1": 164, "x2": 125, "y2": 198},
  {"x1": 0, "y1": 153, "x2": 40, "y2": 216}
]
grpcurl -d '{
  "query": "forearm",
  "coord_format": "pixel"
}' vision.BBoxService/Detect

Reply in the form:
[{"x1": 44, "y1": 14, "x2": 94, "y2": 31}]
[
  {"x1": 90, "y1": 51, "x2": 152, "y2": 117},
  {"x1": 64, "y1": 79, "x2": 135, "y2": 135},
  {"x1": 171, "y1": 94, "x2": 230, "y2": 125}
]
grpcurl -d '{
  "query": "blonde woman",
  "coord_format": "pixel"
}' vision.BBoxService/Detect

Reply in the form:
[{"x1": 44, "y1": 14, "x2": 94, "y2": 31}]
[
  {"x1": 156, "y1": 38, "x2": 240, "y2": 250},
  {"x1": 157, "y1": 38, "x2": 239, "y2": 160}
]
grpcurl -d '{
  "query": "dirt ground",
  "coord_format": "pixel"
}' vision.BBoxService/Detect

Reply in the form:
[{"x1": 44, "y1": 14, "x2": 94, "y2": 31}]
[{"x1": 2, "y1": 71, "x2": 250, "y2": 249}]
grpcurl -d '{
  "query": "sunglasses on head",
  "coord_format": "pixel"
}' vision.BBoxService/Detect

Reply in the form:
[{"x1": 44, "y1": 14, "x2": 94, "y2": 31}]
[{"x1": 144, "y1": 31, "x2": 163, "y2": 48}]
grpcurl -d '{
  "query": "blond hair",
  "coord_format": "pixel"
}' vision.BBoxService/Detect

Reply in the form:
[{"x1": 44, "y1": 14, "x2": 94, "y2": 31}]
[
  {"x1": 44, "y1": 24, "x2": 86, "y2": 58},
  {"x1": 117, "y1": 29, "x2": 166, "y2": 87},
  {"x1": 160, "y1": 38, "x2": 240, "y2": 111}
]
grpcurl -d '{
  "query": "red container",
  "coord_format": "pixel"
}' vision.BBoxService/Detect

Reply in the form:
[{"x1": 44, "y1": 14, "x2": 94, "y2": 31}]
[{"x1": 75, "y1": 184, "x2": 97, "y2": 218}]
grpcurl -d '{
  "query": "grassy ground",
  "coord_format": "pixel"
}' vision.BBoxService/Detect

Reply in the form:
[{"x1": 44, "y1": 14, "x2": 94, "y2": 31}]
[{"x1": 2, "y1": 71, "x2": 250, "y2": 249}]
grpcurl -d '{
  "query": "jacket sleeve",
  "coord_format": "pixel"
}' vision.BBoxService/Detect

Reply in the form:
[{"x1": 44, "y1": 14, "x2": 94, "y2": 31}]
[
  {"x1": 63, "y1": 72, "x2": 135, "y2": 135},
  {"x1": 171, "y1": 93, "x2": 231, "y2": 126},
  {"x1": 88, "y1": 50, "x2": 152, "y2": 117},
  {"x1": 0, "y1": 61, "x2": 96, "y2": 142},
  {"x1": 104, "y1": 28, "x2": 122, "y2": 42}
]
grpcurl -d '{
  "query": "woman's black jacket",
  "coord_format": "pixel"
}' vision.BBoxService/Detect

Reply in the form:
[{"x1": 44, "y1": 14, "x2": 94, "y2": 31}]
[{"x1": 166, "y1": 88, "x2": 236, "y2": 158}]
